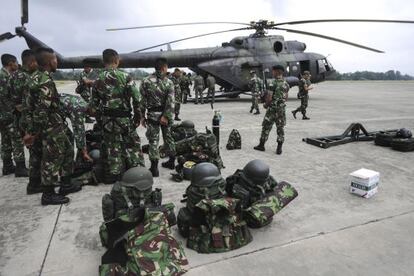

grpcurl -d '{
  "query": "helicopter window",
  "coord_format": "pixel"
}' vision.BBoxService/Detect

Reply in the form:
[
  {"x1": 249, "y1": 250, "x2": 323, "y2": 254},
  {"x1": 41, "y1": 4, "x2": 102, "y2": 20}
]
[
  {"x1": 273, "y1": 41, "x2": 283, "y2": 53},
  {"x1": 317, "y1": 60, "x2": 326, "y2": 73}
]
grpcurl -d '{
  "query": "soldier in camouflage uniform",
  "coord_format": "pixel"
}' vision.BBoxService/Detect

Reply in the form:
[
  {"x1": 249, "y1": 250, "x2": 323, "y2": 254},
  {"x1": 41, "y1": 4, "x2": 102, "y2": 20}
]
[
  {"x1": 193, "y1": 73, "x2": 205, "y2": 104},
  {"x1": 26, "y1": 48, "x2": 81, "y2": 205},
  {"x1": 292, "y1": 70, "x2": 313, "y2": 120},
  {"x1": 0, "y1": 54, "x2": 28, "y2": 177},
  {"x1": 180, "y1": 72, "x2": 192, "y2": 103},
  {"x1": 140, "y1": 58, "x2": 176, "y2": 177},
  {"x1": 248, "y1": 70, "x2": 263, "y2": 115},
  {"x1": 91, "y1": 49, "x2": 144, "y2": 184},
  {"x1": 75, "y1": 66, "x2": 96, "y2": 102},
  {"x1": 205, "y1": 74, "x2": 216, "y2": 105},
  {"x1": 254, "y1": 65, "x2": 289, "y2": 155},
  {"x1": 170, "y1": 68, "x2": 183, "y2": 121}
]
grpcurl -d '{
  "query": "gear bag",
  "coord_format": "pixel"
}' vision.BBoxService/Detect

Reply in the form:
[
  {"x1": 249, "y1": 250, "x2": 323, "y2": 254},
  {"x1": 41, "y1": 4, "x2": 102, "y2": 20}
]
[{"x1": 226, "y1": 129, "x2": 242, "y2": 150}]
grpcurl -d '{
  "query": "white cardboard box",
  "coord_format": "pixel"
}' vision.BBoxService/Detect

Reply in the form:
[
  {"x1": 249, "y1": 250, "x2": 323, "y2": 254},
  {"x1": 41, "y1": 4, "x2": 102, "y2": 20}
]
[{"x1": 349, "y1": 168, "x2": 380, "y2": 198}]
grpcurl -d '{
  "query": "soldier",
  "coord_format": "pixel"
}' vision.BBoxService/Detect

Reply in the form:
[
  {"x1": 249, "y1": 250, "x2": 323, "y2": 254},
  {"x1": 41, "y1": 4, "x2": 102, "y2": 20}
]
[
  {"x1": 91, "y1": 49, "x2": 144, "y2": 184},
  {"x1": 140, "y1": 58, "x2": 176, "y2": 177},
  {"x1": 205, "y1": 74, "x2": 216, "y2": 105},
  {"x1": 0, "y1": 54, "x2": 28, "y2": 177},
  {"x1": 254, "y1": 65, "x2": 289, "y2": 155},
  {"x1": 170, "y1": 68, "x2": 182, "y2": 121},
  {"x1": 292, "y1": 70, "x2": 313, "y2": 120},
  {"x1": 248, "y1": 70, "x2": 263, "y2": 115},
  {"x1": 75, "y1": 65, "x2": 96, "y2": 102},
  {"x1": 193, "y1": 73, "x2": 205, "y2": 104},
  {"x1": 25, "y1": 48, "x2": 81, "y2": 205},
  {"x1": 180, "y1": 72, "x2": 192, "y2": 103}
]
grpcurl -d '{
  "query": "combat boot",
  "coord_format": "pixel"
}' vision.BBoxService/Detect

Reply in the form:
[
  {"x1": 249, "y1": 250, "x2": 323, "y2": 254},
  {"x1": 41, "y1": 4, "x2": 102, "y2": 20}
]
[
  {"x1": 149, "y1": 160, "x2": 159, "y2": 177},
  {"x1": 103, "y1": 173, "x2": 120, "y2": 185},
  {"x1": 276, "y1": 142, "x2": 283, "y2": 155},
  {"x1": 15, "y1": 161, "x2": 29, "y2": 177},
  {"x1": 174, "y1": 114, "x2": 181, "y2": 121},
  {"x1": 292, "y1": 110, "x2": 297, "y2": 119},
  {"x1": 59, "y1": 176, "x2": 82, "y2": 195},
  {"x1": 27, "y1": 177, "x2": 43, "y2": 195},
  {"x1": 254, "y1": 110, "x2": 260, "y2": 115},
  {"x1": 161, "y1": 156, "x2": 176, "y2": 170},
  {"x1": 254, "y1": 141, "x2": 265, "y2": 151},
  {"x1": 250, "y1": 107, "x2": 254, "y2": 113},
  {"x1": 2, "y1": 158, "x2": 15, "y2": 176},
  {"x1": 302, "y1": 116, "x2": 310, "y2": 120},
  {"x1": 41, "y1": 186, "x2": 69, "y2": 205}
]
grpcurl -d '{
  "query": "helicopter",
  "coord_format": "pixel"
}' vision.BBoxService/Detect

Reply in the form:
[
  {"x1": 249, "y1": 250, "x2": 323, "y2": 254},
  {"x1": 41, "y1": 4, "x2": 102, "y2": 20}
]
[{"x1": 2, "y1": 0, "x2": 414, "y2": 95}]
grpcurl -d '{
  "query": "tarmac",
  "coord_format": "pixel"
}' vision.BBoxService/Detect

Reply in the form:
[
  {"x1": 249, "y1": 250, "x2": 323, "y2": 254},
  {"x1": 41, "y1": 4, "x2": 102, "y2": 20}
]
[{"x1": 1, "y1": 80, "x2": 414, "y2": 276}]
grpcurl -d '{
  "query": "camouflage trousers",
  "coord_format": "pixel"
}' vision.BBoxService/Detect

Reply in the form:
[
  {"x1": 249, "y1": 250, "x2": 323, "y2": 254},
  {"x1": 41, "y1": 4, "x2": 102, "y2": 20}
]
[
  {"x1": 103, "y1": 129, "x2": 144, "y2": 175},
  {"x1": 146, "y1": 122, "x2": 176, "y2": 161},
  {"x1": 295, "y1": 94, "x2": 308, "y2": 116},
  {"x1": 29, "y1": 137, "x2": 42, "y2": 179},
  {"x1": 175, "y1": 103, "x2": 181, "y2": 116},
  {"x1": 259, "y1": 105, "x2": 286, "y2": 144},
  {"x1": 207, "y1": 87, "x2": 215, "y2": 104},
  {"x1": 0, "y1": 120, "x2": 25, "y2": 162},
  {"x1": 250, "y1": 93, "x2": 260, "y2": 112},
  {"x1": 194, "y1": 86, "x2": 204, "y2": 104},
  {"x1": 41, "y1": 125, "x2": 73, "y2": 187},
  {"x1": 182, "y1": 88, "x2": 190, "y2": 103}
]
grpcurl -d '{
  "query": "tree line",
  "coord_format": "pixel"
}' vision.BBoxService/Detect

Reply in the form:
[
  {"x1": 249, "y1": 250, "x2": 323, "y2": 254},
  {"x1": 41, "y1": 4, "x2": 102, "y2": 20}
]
[{"x1": 328, "y1": 70, "x2": 414, "y2": 81}]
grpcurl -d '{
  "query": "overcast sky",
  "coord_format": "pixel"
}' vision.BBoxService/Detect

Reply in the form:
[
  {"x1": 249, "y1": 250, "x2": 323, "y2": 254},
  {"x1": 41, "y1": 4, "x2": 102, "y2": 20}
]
[{"x1": 1, "y1": 0, "x2": 414, "y2": 74}]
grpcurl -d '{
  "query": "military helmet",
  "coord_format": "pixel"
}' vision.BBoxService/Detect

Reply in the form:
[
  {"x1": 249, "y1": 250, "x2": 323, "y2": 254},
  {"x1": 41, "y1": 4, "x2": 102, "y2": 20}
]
[
  {"x1": 88, "y1": 149, "x2": 100, "y2": 164},
  {"x1": 181, "y1": 120, "x2": 195, "y2": 129},
  {"x1": 396, "y1": 128, "x2": 412, "y2": 138},
  {"x1": 242, "y1": 159, "x2": 270, "y2": 186},
  {"x1": 272, "y1": 64, "x2": 285, "y2": 72},
  {"x1": 120, "y1": 166, "x2": 153, "y2": 191},
  {"x1": 191, "y1": 163, "x2": 222, "y2": 187}
]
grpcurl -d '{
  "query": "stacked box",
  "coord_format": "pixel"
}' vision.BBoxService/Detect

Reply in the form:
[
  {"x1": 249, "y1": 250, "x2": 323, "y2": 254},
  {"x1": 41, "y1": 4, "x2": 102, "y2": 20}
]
[{"x1": 349, "y1": 168, "x2": 380, "y2": 198}]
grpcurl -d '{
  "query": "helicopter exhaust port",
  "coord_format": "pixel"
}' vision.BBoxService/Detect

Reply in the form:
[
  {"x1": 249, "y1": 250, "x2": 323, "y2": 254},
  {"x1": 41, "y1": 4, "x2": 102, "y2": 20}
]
[{"x1": 273, "y1": 41, "x2": 284, "y2": 53}]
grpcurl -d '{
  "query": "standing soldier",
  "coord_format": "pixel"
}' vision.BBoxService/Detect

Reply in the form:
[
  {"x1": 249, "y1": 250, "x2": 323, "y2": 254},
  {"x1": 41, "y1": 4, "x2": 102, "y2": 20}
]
[
  {"x1": 0, "y1": 54, "x2": 28, "y2": 177},
  {"x1": 254, "y1": 65, "x2": 289, "y2": 155},
  {"x1": 180, "y1": 72, "x2": 192, "y2": 103},
  {"x1": 292, "y1": 70, "x2": 313, "y2": 120},
  {"x1": 193, "y1": 73, "x2": 205, "y2": 104},
  {"x1": 248, "y1": 70, "x2": 263, "y2": 115},
  {"x1": 170, "y1": 68, "x2": 182, "y2": 121},
  {"x1": 206, "y1": 74, "x2": 216, "y2": 105},
  {"x1": 140, "y1": 58, "x2": 176, "y2": 177},
  {"x1": 76, "y1": 65, "x2": 96, "y2": 102},
  {"x1": 91, "y1": 49, "x2": 144, "y2": 184},
  {"x1": 26, "y1": 48, "x2": 81, "y2": 205}
]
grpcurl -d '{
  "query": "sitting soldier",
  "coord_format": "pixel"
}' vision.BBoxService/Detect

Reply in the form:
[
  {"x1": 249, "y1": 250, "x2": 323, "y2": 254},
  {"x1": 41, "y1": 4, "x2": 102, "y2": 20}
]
[
  {"x1": 225, "y1": 159, "x2": 298, "y2": 228},
  {"x1": 177, "y1": 162, "x2": 252, "y2": 253}
]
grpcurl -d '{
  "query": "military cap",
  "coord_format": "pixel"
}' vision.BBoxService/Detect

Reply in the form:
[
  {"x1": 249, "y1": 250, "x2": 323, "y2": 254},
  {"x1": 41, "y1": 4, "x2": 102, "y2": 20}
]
[
  {"x1": 272, "y1": 65, "x2": 285, "y2": 72},
  {"x1": 250, "y1": 70, "x2": 256, "y2": 74},
  {"x1": 303, "y1": 70, "x2": 311, "y2": 75},
  {"x1": 174, "y1": 68, "x2": 181, "y2": 72}
]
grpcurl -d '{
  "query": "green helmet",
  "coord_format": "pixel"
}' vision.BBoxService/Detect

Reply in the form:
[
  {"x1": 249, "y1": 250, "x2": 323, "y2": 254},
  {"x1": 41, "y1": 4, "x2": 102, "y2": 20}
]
[
  {"x1": 120, "y1": 166, "x2": 153, "y2": 191},
  {"x1": 181, "y1": 120, "x2": 195, "y2": 129},
  {"x1": 242, "y1": 159, "x2": 270, "y2": 186}
]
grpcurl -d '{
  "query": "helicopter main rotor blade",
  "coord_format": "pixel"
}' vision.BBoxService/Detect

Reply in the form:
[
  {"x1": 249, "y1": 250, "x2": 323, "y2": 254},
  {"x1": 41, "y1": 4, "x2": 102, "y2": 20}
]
[
  {"x1": 107, "y1": 21, "x2": 250, "y2": 32},
  {"x1": 0, "y1": 32, "x2": 16, "y2": 43},
  {"x1": 273, "y1": 27, "x2": 384, "y2": 53},
  {"x1": 133, "y1": 27, "x2": 250, "y2": 52},
  {"x1": 273, "y1": 19, "x2": 414, "y2": 26},
  {"x1": 21, "y1": 0, "x2": 29, "y2": 25}
]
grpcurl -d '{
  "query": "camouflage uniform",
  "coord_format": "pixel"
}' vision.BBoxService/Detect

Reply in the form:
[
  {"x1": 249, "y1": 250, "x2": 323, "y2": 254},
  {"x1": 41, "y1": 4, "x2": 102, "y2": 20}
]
[
  {"x1": 259, "y1": 77, "x2": 289, "y2": 143},
  {"x1": 10, "y1": 68, "x2": 32, "y2": 133},
  {"x1": 76, "y1": 69, "x2": 97, "y2": 102},
  {"x1": 248, "y1": 75, "x2": 263, "y2": 113},
  {"x1": 140, "y1": 72, "x2": 175, "y2": 161},
  {"x1": 294, "y1": 78, "x2": 311, "y2": 117},
  {"x1": 170, "y1": 74, "x2": 182, "y2": 117},
  {"x1": 91, "y1": 69, "x2": 144, "y2": 176},
  {"x1": 28, "y1": 70, "x2": 73, "y2": 187},
  {"x1": 193, "y1": 75, "x2": 205, "y2": 104},
  {"x1": 206, "y1": 75, "x2": 216, "y2": 104},
  {"x1": 0, "y1": 67, "x2": 26, "y2": 164},
  {"x1": 180, "y1": 74, "x2": 191, "y2": 103}
]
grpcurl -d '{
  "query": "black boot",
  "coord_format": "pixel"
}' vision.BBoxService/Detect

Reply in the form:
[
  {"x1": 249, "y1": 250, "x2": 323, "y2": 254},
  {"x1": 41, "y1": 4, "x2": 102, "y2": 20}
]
[
  {"x1": 250, "y1": 107, "x2": 254, "y2": 113},
  {"x1": 254, "y1": 110, "x2": 260, "y2": 115},
  {"x1": 103, "y1": 173, "x2": 120, "y2": 185},
  {"x1": 302, "y1": 115, "x2": 310, "y2": 120},
  {"x1": 254, "y1": 141, "x2": 265, "y2": 151},
  {"x1": 59, "y1": 176, "x2": 82, "y2": 195},
  {"x1": 15, "y1": 161, "x2": 28, "y2": 177},
  {"x1": 276, "y1": 142, "x2": 283, "y2": 155},
  {"x1": 2, "y1": 158, "x2": 15, "y2": 176},
  {"x1": 292, "y1": 110, "x2": 297, "y2": 119},
  {"x1": 174, "y1": 114, "x2": 181, "y2": 121},
  {"x1": 41, "y1": 186, "x2": 69, "y2": 205},
  {"x1": 149, "y1": 160, "x2": 159, "y2": 177},
  {"x1": 27, "y1": 177, "x2": 43, "y2": 195},
  {"x1": 162, "y1": 156, "x2": 176, "y2": 170}
]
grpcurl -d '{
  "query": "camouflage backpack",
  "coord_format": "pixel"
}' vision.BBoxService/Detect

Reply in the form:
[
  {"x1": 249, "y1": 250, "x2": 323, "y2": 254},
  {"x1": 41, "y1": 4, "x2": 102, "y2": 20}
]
[
  {"x1": 226, "y1": 129, "x2": 242, "y2": 150},
  {"x1": 226, "y1": 160, "x2": 298, "y2": 228},
  {"x1": 99, "y1": 210, "x2": 189, "y2": 276},
  {"x1": 177, "y1": 163, "x2": 252, "y2": 253}
]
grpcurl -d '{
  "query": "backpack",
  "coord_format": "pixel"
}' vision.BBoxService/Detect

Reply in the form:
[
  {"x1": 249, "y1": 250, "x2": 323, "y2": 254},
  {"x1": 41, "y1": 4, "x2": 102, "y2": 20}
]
[{"x1": 226, "y1": 129, "x2": 242, "y2": 150}]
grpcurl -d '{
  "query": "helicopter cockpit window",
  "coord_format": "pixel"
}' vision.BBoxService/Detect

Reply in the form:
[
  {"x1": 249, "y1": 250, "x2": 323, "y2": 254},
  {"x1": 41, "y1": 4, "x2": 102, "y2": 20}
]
[
  {"x1": 273, "y1": 41, "x2": 283, "y2": 53},
  {"x1": 317, "y1": 59, "x2": 326, "y2": 73}
]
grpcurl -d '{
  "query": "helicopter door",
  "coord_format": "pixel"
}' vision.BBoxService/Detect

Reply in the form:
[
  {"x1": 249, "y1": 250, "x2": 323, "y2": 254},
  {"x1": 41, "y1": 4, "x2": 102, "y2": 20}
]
[
  {"x1": 288, "y1": 62, "x2": 300, "y2": 77},
  {"x1": 299, "y1": 60, "x2": 310, "y2": 73}
]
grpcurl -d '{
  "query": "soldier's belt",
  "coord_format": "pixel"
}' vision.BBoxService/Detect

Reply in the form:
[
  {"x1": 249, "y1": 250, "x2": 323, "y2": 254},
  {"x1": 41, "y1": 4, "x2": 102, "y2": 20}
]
[{"x1": 102, "y1": 109, "x2": 131, "y2": 118}]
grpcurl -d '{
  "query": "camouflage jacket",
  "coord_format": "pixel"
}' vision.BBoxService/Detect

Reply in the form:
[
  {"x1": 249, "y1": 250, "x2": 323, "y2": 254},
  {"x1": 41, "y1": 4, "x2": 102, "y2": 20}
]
[
  {"x1": 169, "y1": 74, "x2": 182, "y2": 101},
  {"x1": 179, "y1": 75, "x2": 191, "y2": 90},
  {"x1": 0, "y1": 67, "x2": 15, "y2": 123},
  {"x1": 10, "y1": 68, "x2": 31, "y2": 111},
  {"x1": 99, "y1": 210, "x2": 189, "y2": 276},
  {"x1": 193, "y1": 75, "x2": 205, "y2": 89},
  {"x1": 76, "y1": 69, "x2": 98, "y2": 101},
  {"x1": 28, "y1": 70, "x2": 65, "y2": 134},
  {"x1": 59, "y1": 94, "x2": 88, "y2": 149},
  {"x1": 298, "y1": 78, "x2": 311, "y2": 95},
  {"x1": 248, "y1": 75, "x2": 263, "y2": 95},
  {"x1": 206, "y1": 76, "x2": 216, "y2": 89},
  {"x1": 91, "y1": 68, "x2": 142, "y2": 132},
  {"x1": 140, "y1": 72, "x2": 174, "y2": 122},
  {"x1": 268, "y1": 77, "x2": 289, "y2": 107}
]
